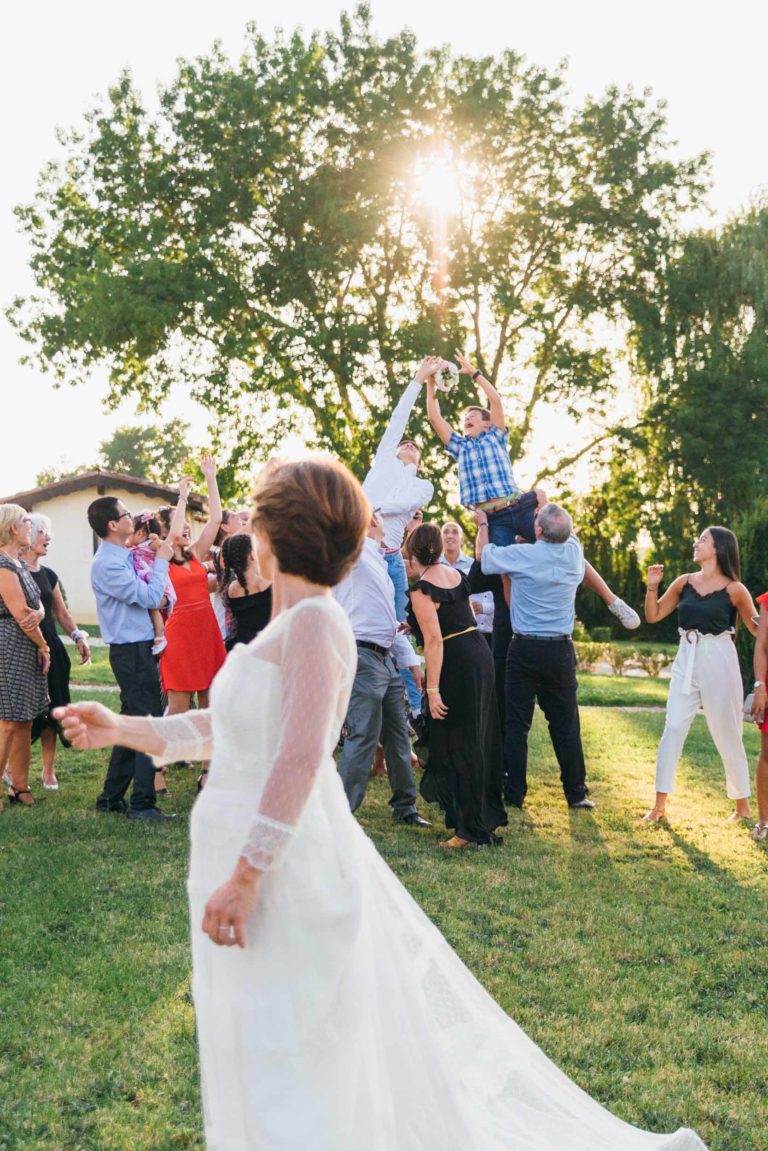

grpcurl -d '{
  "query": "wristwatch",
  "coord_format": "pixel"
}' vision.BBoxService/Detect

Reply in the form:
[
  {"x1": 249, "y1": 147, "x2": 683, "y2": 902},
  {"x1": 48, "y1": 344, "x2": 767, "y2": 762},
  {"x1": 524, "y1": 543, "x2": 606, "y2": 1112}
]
[{"x1": 472, "y1": 369, "x2": 482, "y2": 381}]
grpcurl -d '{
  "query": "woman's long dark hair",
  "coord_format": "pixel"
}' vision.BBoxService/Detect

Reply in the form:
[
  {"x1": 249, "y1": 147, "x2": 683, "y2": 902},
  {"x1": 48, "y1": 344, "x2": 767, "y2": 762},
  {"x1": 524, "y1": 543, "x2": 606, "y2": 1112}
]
[
  {"x1": 707, "y1": 526, "x2": 741, "y2": 581},
  {"x1": 219, "y1": 533, "x2": 253, "y2": 604},
  {"x1": 405, "y1": 523, "x2": 443, "y2": 567},
  {"x1": 156, "y1": 504, "x2": 194, "y2": 564}
]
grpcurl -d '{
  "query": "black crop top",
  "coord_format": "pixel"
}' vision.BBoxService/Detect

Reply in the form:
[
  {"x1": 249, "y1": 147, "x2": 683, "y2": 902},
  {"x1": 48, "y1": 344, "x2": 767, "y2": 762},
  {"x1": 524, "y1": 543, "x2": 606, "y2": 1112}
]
[{"x1": 677, "y1": 581, "x2": 736, "y2": 634}]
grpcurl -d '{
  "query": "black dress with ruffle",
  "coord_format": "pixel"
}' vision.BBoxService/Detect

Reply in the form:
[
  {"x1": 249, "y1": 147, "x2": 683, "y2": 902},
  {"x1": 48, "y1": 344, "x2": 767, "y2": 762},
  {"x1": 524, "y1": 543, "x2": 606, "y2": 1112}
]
[
  {"x1": 28, "y1": 566, "x2": 71, "y2": 742},
  {"x1": 407, "y1": 574, "x2": 507, "y2": 844}
]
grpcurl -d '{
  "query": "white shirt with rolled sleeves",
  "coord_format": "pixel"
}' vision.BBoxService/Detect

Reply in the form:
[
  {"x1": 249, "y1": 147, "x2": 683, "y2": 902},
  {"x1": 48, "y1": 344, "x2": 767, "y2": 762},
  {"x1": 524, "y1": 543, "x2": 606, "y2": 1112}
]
[
  {"x1": 333, "y1": 538, "x2": 420, "y2": 669},
  {"x1": 362, "y1": 380, "x2": 434, "y2": 550},
  {"x1": 481, "y1": 535, "x2": 586, "y2": 637}
]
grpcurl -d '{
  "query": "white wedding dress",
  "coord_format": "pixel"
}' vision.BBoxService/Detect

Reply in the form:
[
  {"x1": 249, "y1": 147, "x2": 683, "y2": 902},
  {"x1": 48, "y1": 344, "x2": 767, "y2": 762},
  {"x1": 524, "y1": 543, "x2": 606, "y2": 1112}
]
[{"x1": 151, "y1": 595, "x2": 706, "y2": 1151}]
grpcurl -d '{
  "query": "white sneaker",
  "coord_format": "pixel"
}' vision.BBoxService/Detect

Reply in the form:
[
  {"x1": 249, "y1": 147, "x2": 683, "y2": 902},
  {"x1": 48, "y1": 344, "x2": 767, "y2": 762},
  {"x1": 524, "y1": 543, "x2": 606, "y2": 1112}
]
[
  {"x1": 151, "y1": 636, "x2": 168, "y2": 655},
  {"x1": 608, "y1": 598, "x2": 641, "y2": 630}
]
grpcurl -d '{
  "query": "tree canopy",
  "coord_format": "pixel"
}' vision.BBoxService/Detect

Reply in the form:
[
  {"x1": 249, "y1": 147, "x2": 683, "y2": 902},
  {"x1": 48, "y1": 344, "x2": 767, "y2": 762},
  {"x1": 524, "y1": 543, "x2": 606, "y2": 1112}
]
[
  {"x1": 35, "y1": 419, "x2": 197, "y2": 488},
  {"x1": 10, "y1": 5, "x2": 708, "y2": 497}
]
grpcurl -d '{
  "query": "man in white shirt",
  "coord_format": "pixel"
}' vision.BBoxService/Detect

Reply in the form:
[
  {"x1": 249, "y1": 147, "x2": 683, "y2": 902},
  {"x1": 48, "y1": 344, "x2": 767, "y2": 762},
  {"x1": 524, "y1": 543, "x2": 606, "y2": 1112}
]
[
  {"x1": 362, "y1": 359, "x2": 437, "y2": 617},
  {"x1": 363, "y1": 358, "x2": 437, "y2": 722},
  {"x1": 334, "y1": 514, "x2": 430, "y2": 826}
]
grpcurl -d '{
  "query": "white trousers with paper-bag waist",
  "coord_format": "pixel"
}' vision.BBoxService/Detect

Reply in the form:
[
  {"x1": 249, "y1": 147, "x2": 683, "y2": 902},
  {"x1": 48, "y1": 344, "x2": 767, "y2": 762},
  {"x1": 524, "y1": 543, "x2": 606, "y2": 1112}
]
[{"x1": 655, "y1": 629, "x2": 751, "y2": 799}]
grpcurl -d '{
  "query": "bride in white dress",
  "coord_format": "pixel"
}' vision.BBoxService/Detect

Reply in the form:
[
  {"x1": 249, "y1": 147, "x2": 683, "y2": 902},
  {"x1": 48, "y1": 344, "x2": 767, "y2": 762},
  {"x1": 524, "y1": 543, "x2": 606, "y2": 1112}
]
[{"x1": 57, "y1": 458, "x2": 706, "y2": 1151}]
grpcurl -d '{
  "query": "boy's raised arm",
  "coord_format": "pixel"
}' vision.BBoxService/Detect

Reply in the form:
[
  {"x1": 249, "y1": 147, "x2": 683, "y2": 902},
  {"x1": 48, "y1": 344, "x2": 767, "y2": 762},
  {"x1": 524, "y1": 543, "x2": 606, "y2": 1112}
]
[
  {"x1": 426, "y1": 377, "x2": 455, "y2": 446},
  {"x1": 455, "y1": 349, "x2": 505, "y2": 430}
]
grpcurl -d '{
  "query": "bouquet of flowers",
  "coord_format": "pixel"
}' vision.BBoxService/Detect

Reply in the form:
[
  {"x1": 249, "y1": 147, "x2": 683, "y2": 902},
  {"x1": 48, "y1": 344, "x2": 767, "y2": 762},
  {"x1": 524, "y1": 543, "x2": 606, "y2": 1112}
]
[{"x1": 434, "y1": 360, "x2": 459, "y2": 393}]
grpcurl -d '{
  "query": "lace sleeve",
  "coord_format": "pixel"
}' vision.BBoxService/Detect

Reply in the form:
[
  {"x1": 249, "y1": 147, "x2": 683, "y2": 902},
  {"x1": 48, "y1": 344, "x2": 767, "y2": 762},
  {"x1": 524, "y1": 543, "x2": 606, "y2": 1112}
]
[
  {"x1": 240, "y1": 601, "x2": 352, "y2": 873},
  {"x1": 149, "y1": 710, "x2": 213, "y2": 766}
]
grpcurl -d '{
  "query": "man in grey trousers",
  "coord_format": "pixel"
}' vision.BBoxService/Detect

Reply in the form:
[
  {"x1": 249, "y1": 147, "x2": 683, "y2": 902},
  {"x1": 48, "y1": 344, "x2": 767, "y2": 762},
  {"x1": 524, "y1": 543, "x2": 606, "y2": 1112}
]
[{"x1": 334, "y1": 513, "x2": 430, "y2": 826}]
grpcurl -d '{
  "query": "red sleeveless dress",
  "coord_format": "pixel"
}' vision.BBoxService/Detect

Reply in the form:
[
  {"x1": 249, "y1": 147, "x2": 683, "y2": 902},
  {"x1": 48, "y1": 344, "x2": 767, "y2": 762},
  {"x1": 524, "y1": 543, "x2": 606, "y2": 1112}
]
[{"x1": 160, "y1": 555, "x2": 226, "y2": 692}]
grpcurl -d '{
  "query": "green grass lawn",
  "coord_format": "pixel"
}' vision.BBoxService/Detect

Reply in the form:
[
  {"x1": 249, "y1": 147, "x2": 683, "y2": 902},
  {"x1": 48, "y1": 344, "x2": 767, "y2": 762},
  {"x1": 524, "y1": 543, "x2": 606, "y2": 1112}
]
[
  {"x1": 577, "y1": 673, "x2": 669, "y2": 707},
  {"x1": 3, "y1": 692, "x2": 766, "y2": 1149},
  {"x1": 70, "y1": 652, "x2": 671, "y2": 707},
  {"x1": 69, "y1": 645, "x2": 115, "y2": 686}
]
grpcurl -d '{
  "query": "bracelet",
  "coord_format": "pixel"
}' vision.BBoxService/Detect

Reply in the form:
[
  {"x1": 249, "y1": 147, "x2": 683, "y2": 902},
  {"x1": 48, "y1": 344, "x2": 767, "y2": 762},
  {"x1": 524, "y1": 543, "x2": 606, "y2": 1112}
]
[
  {"x1": 426, "y1": 687, "x2": 441, "y2": 694},
  {"x1": 477, "y1": 520, "x2": 489, "y2": 529},
  {"x1": 71, "y1": 628, "x2": 88, "y2": 643},
  {"x1": 472, "y1": 369, "x2": 482, "y2": 380}
]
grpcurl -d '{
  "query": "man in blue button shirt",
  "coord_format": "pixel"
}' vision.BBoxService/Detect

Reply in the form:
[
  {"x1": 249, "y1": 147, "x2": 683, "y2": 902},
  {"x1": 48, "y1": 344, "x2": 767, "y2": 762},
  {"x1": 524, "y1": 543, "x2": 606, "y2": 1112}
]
[
  {"x1": 88, "y1": 496, "x2": 176, "y2": 821},
  {"x1": 479, "y1": 502, "x2": 594, "y2": 811}
]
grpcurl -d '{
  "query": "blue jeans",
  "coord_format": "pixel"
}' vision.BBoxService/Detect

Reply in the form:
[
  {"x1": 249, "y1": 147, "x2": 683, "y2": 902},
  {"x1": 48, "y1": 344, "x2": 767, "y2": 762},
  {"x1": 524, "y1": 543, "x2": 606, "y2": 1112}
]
[
  {"x1": 382, "y1": 549, "x2": 408, "y2": 620},
  {"x1": 487, "y1": 490, "x2": 538, "y2": 547},
  {"x1": 381, "y1": 549, "x2": 422, "y2": 713}
]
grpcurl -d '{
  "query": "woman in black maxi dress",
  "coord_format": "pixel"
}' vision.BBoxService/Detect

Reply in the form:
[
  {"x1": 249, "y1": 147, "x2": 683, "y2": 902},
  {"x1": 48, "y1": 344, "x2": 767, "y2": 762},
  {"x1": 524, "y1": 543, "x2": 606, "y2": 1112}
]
[
  {"x1": 23, "y1": 516, "x2": 91, "y2": 789},
  {"x1": 406, "y1": 524, "x2": 506, "y2": 847}
]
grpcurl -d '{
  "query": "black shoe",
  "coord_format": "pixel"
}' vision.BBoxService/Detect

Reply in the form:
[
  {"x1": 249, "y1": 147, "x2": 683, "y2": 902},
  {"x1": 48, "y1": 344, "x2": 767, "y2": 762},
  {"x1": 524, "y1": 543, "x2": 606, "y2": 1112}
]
[
  {"x1": 505, "y1": 797, "x2": 525, "y2": 809},
  {"x1": 397, "y1": 811, "x2": 432, "y2": 828},
  {"x1": 568, "y1": 798, "x2": 596, "y2": 810},
  {"x1": 127, "y1": 807, "x2": 178, "y2": 822},
  {"x1": 96, "y1": 799, "x2": 128, "y2": 814}
]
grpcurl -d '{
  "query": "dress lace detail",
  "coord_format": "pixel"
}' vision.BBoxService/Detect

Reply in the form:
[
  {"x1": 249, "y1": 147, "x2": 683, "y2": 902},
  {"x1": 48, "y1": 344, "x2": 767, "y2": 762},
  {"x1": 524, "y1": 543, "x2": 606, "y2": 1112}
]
[
  {"x1": 238, "y1": 597, "x2": 352, "y2": 871},
  {"x1": 184, "y1": 595, "x2": 708, "y2": 1151},
  {"x1": 150, "y1": 710, "x2": 213, "y2": 765}
]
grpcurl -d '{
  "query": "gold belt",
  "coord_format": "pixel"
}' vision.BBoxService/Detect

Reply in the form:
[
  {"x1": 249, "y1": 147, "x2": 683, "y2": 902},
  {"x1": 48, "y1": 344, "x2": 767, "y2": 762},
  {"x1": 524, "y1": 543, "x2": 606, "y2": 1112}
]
[{"x1": 442, "y1": 626, "x2": 477, "y2": 641}]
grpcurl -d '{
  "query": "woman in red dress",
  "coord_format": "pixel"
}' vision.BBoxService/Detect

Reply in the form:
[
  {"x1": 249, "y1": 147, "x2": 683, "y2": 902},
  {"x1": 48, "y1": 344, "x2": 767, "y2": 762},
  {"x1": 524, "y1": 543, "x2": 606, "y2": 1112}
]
[{"x1": 160, "y1": 454, "x2": 226, "y2": 786}]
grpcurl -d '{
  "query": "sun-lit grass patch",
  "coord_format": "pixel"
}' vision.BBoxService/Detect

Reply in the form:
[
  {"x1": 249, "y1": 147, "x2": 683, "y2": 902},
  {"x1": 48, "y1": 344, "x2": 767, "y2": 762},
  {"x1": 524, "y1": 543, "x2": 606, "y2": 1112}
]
[{"x1": 2, "y1": 701, "x2": 766, "y2": 1149}]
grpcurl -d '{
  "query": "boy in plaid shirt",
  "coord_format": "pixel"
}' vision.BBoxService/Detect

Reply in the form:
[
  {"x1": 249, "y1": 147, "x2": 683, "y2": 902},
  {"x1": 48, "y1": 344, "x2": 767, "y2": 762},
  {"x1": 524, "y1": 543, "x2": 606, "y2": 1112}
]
[{"x1": 426, "y1": 351, "x2": 640, "y2": 629}]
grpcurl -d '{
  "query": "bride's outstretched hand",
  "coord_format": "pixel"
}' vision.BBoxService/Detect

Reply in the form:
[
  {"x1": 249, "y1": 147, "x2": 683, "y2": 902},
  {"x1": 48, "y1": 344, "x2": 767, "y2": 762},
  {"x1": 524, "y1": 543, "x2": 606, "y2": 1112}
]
[
  {"x1": 52, "y1": 701, "x2": 122, "y2": 750},
  {"x1": 202, "y1": 861, "x2": 261, "y2": 949}
]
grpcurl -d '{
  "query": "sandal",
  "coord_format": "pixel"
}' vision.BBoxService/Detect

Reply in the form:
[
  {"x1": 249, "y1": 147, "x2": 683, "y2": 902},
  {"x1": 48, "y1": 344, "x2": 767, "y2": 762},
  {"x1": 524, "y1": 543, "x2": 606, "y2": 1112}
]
[
  {"x1": 8, "y1": 786, "x2": 35, "y2": 807},
  {"x1": 439, "y1": 835, "x2": 472, "y2": 849},
  {"x1": 751, "y1": 822, "x2": 768, "y2": 842}
]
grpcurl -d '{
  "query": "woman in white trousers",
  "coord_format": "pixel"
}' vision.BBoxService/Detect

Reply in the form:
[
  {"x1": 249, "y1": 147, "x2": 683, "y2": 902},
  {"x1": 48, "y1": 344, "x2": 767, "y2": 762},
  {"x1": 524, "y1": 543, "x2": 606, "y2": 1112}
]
[{"x1": 644, "y1": 526, "x2": 758, "y2": 822}]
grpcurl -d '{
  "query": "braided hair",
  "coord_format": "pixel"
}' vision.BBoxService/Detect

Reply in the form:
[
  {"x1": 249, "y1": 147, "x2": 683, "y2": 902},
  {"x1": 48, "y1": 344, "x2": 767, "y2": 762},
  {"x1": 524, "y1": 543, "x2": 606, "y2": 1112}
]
[{"x1": 219, "y1": 533, "x2": 254, "y2": 605}]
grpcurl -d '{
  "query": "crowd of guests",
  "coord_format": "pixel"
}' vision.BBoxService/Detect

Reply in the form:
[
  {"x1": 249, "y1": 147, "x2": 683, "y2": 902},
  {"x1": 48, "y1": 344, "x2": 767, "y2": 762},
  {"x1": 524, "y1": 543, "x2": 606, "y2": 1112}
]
[{"x1": 1, "y1": 353, "x2": 768, "y2": 844}]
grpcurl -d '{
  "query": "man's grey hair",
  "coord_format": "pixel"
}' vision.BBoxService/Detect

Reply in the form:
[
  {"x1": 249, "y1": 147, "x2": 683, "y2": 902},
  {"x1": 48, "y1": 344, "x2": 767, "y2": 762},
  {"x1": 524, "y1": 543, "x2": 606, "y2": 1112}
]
[
  {"x1": 29, "y1": 513, "x2": 53, "y2": 545},
  {"x1": 537, "y1": 503, "x2": 572, "y2": 544}
]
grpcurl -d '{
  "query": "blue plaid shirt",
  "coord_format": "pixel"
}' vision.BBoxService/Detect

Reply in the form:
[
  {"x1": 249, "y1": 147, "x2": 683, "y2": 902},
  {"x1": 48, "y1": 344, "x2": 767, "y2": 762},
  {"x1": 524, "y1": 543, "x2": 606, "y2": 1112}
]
[{"x1": 446, "y1": 424, "x2": 520, "y2": 507}]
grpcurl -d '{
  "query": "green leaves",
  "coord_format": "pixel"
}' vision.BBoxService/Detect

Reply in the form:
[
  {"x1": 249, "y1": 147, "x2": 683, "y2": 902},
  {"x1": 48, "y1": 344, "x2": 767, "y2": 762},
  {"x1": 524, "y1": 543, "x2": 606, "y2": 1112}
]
[{"x1": 9, "y1": 5, "x2": 707, "y2": 505}]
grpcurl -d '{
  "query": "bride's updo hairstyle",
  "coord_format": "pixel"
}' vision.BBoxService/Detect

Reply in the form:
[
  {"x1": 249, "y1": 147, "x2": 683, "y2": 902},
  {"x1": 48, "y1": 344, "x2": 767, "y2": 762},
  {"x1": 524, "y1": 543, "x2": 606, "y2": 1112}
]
[
  {"x1": 251, "y1": 458, "x2": 369, "y2": 586},
  {"x1": 405, "y1": 522, "x2": 444, "y2": 567}
]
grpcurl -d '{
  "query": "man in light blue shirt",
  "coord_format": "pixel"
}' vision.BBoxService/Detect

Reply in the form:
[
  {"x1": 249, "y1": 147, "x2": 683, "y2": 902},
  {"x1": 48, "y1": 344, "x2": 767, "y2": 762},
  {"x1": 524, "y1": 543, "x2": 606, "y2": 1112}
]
[
  {"x1": 480, "y1": 503, "x2": 594, "y2": 811},
  {"x1": 88, "y1": 496, "x2": 176, "y2": 821}
]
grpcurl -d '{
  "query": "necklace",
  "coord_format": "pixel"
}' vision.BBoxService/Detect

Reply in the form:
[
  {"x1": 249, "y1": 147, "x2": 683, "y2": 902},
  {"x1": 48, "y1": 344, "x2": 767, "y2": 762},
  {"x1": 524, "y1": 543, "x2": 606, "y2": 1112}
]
[{"x1": 0, "y1": 547, "x2": 20, "y2": 565}]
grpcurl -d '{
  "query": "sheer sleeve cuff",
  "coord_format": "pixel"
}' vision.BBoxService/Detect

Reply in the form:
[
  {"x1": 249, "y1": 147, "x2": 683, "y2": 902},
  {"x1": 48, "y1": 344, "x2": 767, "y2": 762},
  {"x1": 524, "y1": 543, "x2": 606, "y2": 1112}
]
[
  {"x1": 149, "y1": 711, "x2": 213, "y2": 766},
  {"x1": 240, "y1": 813, "x2": 297, "y2": 872}
]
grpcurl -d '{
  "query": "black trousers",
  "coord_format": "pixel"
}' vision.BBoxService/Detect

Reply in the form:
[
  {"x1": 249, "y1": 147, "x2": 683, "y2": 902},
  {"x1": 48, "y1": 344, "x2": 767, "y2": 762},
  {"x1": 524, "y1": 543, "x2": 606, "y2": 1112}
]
[
  {"x1": 504, "y1": 636, "x2": 587, "y2": 806},
  {"x1": 96, "y1": 641, "x2": 162, "y2": 812}
]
